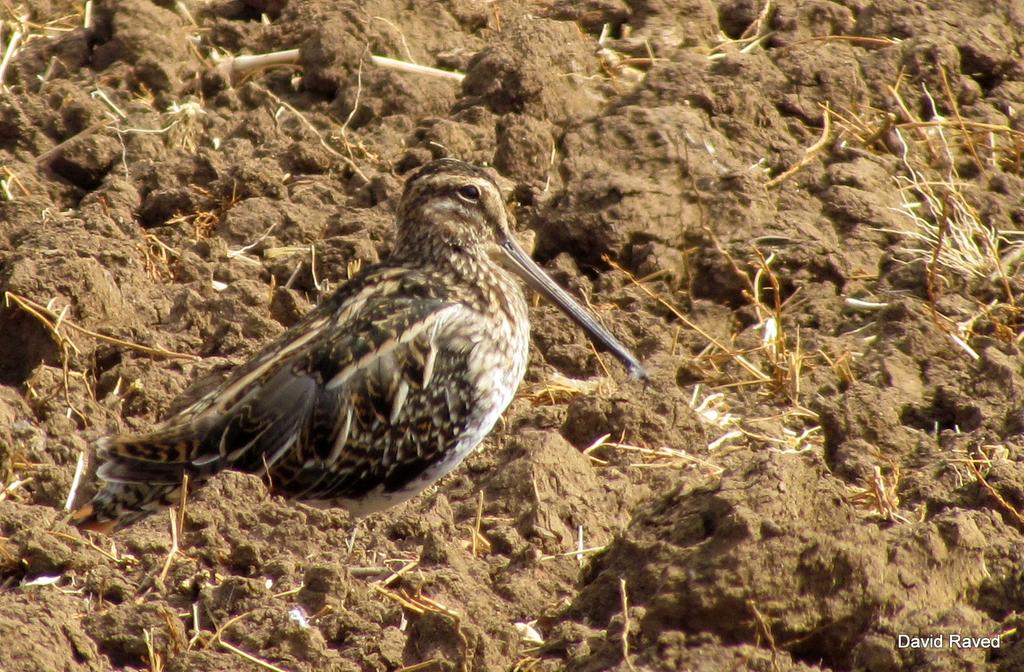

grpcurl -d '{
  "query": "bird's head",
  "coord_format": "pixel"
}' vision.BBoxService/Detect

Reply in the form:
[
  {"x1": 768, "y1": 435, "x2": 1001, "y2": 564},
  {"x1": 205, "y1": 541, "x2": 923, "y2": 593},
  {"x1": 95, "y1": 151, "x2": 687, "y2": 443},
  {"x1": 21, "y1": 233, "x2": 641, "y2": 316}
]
[{"x1": 394, "y1": 158, "x2": 647, "y2": 379}]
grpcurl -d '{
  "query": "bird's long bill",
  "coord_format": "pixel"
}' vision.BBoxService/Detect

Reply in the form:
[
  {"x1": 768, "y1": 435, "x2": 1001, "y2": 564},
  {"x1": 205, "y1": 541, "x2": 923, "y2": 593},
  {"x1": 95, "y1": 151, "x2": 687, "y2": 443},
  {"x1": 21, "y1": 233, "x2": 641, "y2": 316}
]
[{"x1": 500, "y1": 238, "x2": 647, "y2": 379}]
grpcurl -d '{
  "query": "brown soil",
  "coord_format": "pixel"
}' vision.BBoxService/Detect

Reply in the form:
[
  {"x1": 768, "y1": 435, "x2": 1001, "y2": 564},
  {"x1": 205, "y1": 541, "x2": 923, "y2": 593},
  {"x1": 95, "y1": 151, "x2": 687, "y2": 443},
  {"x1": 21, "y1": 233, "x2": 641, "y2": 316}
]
[{"x1": 3, "y1": 1, "x2": 1024, "y2": 671}]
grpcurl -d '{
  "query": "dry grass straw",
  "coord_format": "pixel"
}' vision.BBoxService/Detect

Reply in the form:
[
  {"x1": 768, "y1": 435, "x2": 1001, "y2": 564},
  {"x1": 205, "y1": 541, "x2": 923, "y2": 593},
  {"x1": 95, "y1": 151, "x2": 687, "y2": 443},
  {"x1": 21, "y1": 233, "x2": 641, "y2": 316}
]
[
  {"x1": 395, "y1": 660, "x2": 443, "y2": 672},
  {"x1": 178, "y1": 606, "x2": 297, "y2": 672},
  {"x1": 708, "y1": 0, "x2": 776, "y2": 61},
  {"x1": 834, "y1": 73, "x2": 1024, "y2": 349},
  {"x1": 522, "y1": 371, "x2": 608, "y2": 405},
  {"x1": 216, "y1": 638, "x2": 293, "y2": 672},
  {"x1": 144, "y1": 626, "x2": 165, "y2": 672},
  {"x1": 748, "y1": 248, "x2": 804, "y2": 406},
  {"x1": 619, "y1": 577, "x2": 637, "y2": 672},
  {"x1": 1, "y1": 166, "x2": 30, "y2": 200},
  {"x1": 0, "y1": 429, "x2": 36, "y2": 505},
  {"x1": 212, "y1": 612, "x2": 295, "y2": 672},
  {"x1": 366, "y1": 556, "x2": 470, "y2": 672},
  {"x1": 255, "y1": 85, "x2": 369, "y2": 181},
  {"x1": 4, "y1": 292, "x2": 200, "y2": 362},
  {"x1": 7, "y1": 293, "x2": 84, "y2": 423},
  {"x1": 538, "y1": 543, "x2": 608, "y2": 563},
  {"x1": 140, "y1": 233, "x2": 178, "y2": 282},
  {"x1": 746, "y1": 599, "x2": 781, "y2": 671},
  {"x1": 208, "y1": 43, "x2": 461, "y2": 177},
  {"x1": 764, "y1": 103, "x2": 832, "y2": 189},
  {"x1": 606, "y1": 257, "x2": 771, "y2": 386},
  {"x1": 888, "y1": 127, "x2": 1015, "y2": 282},
  {"x1": 595, "y1": 23, "x2": 660, "y2": 89},
  {"x1": 48, "y1": 528, "x2": 132, "y2": 566},
  {"x1": 583, "y1": 432, "x2": 726, "y2": 474},
  {"x1": 0, "y1": 2, "x2": 82, "y2": 89},
  {"x1": 335, "y1": 51, "x2": 380, "y2": 169},
  {"x1": 366, "y1": 557, "x2": 420, "y2": 587},
  {"x1": 156, "y1": 474, "x2": 190, "y2": 586},
  {"x1": 63, "y1": 451, "x2": 86, "y2": 511},
  {"x1": 846, "y1": 463, "x2": 910, "y2": 523},
  {"x1": 213, "y1": 48, "x2": 464, "y2": 86},
  {"x1": 372, "y1": 584, "x2": 470, "y2": 671},
  {"x1": 164, "y1": 188, "x2": 223, "y2": 242},
  {"x1": 469, "y1": 490, "x2": 490, "y2": 556},
  {"x1": 964, "y1": 446, "x2": 1024, "y2": 527},
  {"x1": 834, "y1": 67, "x2": 1024, "y2": 521},
  {"x1": 371, "y1": 582, "x2": 462, "y2": 622},
  {"x1": 0, "y1": 535, "x2": 16, "y2": 572},
  {"x1": 163, "y1": 100, "x2": 206, "y2": 151},
  {"x1": 511, "y1": 657, "x2": 544, "y2": 672},
  {"x1": 5, "y1": 290, "x2": 197, "y2": 423},
  {"x1": 606, "y1": 255, "x2": 821, "y2": 455}
]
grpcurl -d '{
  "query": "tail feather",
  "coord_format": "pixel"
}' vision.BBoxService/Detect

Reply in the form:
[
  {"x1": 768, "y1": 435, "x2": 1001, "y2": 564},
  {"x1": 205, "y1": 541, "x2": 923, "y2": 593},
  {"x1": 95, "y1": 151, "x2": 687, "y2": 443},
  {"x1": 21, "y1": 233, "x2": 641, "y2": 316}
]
[
  {"x1": 95, "y1": 435, "x2": 212, "y2": 485},
  {"x1": 70, "y1": 432, "x2": 213, "y2": 533},
  {"x1": 70, "y1": 481, "x2": 183, "y2": 533},
  {"x1": 72, "y1": 364, "x2": 318, "y2": 532}
]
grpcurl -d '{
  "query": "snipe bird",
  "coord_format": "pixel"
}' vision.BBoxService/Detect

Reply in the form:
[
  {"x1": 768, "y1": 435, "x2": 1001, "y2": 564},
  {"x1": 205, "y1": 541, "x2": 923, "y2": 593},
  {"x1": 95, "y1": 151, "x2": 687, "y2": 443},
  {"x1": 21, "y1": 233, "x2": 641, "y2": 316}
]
[{"x1": 71, "y1": 159, "x2": 645, "y2": 532}]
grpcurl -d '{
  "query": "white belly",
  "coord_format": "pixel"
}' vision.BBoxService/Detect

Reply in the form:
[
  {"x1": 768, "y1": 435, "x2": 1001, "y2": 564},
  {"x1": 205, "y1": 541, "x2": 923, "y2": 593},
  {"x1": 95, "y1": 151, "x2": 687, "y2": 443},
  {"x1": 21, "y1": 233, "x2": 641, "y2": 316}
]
[{"x1": 331, "y1": 311, "x2": 529, "y2": 517}]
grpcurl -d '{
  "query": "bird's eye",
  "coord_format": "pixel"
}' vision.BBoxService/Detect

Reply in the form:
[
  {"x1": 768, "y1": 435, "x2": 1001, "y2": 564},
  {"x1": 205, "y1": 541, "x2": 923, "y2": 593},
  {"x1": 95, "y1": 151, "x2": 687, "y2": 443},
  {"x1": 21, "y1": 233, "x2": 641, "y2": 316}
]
[{"x1": 456, "y1": 185, "x2": 480, "y2": 202}]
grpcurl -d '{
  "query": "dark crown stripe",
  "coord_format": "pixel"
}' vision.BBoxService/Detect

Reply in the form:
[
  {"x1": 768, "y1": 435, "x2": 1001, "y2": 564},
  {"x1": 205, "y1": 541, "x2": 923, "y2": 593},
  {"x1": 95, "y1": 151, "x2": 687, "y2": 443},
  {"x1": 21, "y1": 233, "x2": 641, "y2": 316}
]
[{"x1": 403, "y1": 159, "x2": 497, "y2": 197}]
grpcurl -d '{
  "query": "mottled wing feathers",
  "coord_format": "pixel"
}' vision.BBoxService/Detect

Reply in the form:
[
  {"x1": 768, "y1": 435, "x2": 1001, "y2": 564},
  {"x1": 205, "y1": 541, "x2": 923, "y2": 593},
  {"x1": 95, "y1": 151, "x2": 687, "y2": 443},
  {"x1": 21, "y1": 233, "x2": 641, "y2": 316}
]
[
  {"x1": 265, "y1": 298, "x2": 475, "y2": 501},
  {"x1": 96, "y1": 368, "x2": 318, "y2": 484},
  {"x1": 74, "y1": 266, "x2": 475, "y2": 530},
  {"x1": 269, "y1": 312, "x2": 478, "y2": 503}
]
